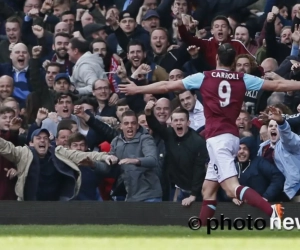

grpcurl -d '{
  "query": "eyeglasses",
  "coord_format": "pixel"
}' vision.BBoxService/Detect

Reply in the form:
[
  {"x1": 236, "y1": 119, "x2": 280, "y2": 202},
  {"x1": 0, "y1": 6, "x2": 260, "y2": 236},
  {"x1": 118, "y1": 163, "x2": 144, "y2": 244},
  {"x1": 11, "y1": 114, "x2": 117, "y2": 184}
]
[{"x1": 94, "y1": 86, "x2": 109, "y2": 91}]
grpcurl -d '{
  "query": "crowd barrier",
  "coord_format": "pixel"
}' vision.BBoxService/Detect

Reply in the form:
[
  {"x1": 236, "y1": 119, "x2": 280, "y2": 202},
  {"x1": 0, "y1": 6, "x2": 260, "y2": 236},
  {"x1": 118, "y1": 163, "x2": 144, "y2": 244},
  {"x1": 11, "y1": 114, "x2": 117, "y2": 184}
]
[{"x1": 0, "y1": 202, "x2": 298, "y2": 225}]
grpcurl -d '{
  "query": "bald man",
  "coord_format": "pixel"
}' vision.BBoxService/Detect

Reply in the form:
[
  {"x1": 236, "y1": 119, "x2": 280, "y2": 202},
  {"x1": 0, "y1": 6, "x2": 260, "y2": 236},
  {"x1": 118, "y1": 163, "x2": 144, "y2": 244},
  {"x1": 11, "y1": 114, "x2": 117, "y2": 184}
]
[
  {"x1": 0, "y1": 43, "x2": 31, "y2": 108},
  {"x1": 55, "y1": 22, "x2": 70, "y2": 34},
  {"x1": 0, "y1": 76, "x2": 14, "y2": 103},
  {"x1": 261, "y1": 58, "x2": 278, "y2": 74},
  {"x1": 153, "y1": 98, "x2": 171, "y2": 124}
]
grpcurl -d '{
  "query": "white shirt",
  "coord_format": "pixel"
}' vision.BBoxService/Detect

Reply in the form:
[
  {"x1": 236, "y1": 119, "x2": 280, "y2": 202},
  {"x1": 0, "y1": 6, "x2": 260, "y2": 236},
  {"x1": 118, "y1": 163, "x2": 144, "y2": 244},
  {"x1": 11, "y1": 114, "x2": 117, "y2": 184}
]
[{"x1": 189, "y1": 100, "x2": 206, "y2": 131}]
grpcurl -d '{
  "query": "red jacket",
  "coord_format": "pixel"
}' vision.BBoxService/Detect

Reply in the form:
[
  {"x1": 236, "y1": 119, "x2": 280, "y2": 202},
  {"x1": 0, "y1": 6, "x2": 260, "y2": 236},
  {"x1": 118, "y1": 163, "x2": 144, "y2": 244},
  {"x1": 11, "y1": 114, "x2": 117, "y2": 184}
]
[{"x1": 178, "y1": 24, "x2": 253, "y2": 68}]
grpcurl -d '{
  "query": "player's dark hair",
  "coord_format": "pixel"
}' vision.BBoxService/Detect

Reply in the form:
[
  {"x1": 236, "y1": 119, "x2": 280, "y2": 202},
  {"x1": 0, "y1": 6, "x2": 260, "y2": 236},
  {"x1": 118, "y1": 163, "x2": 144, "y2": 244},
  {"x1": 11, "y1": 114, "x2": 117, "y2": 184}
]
[
  {"x1": 127, "y1": 40, "x2": 145, "y2": 53},
  {"x1": 116, "y1": 98, "x2": 128, "y2": 107},
  {"x1": 0, "y1": 106, "x2": 15, "y2": 116},
  {"x1": 171, "y1": 107, "x2": 189, "y2": 121},
  {"x1": 57, "y1": 119, "x2": 77, "y2": 132},
  {"x1": 211, "y1": 15, "x2": 230, "y2": 28},
  {"x1": 217, "y1": 43, "x2": 236, "y2": 67}
]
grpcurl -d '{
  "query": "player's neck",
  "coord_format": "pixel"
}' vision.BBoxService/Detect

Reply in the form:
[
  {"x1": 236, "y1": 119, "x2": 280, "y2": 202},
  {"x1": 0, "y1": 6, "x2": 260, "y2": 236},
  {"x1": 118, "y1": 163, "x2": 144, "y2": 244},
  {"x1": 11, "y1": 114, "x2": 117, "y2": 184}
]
[{"x1": 216, "y1": 66, "x2": 231, "y2": 71}]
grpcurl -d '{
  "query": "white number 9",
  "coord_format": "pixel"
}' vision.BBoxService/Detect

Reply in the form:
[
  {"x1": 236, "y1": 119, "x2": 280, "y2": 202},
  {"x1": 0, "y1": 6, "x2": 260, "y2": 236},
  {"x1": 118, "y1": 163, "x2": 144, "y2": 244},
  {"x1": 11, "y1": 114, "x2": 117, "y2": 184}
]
[{"x1": 218, "y1": 80, "x2": 231, "y2": 107}]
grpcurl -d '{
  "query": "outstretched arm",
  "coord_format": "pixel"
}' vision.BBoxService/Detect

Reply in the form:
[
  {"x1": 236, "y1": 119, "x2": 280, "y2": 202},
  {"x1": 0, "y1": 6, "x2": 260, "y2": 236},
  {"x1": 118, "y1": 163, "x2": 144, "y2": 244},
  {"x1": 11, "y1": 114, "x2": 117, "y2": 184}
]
[
  {"x1": 119, "y1": 73, "x2": 204, "y2": 95},
  {"x1": 262, "y1": 79, "x2": 300, "y2": 92}
]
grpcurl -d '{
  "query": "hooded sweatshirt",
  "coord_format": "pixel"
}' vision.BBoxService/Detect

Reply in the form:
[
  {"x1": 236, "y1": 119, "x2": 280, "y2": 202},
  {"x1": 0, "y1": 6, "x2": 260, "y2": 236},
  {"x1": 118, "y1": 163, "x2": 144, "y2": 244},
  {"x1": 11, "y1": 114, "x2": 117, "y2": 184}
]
[{"x1": 71, "y1": 52, "x2": 107, "y2": 95}]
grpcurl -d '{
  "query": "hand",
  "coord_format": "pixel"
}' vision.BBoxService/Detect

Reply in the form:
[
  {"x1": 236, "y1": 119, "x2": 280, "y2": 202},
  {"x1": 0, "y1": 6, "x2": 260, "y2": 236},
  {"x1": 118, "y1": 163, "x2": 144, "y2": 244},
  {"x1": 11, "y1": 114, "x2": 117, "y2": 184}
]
[
  {"x1": 108, "y1": 93, "x2": 119, "y2": 106},
  {"x1": 264, "y1": 71, "x2": 283, "y2": 80},
  {"x1": 106, "y1": 10, "x2": 118, "y2": 28},
  {"x1": 116, "y1": 59, "x2": 127, "y2": 80},
  {"x1": 76, "y1": 8, "x2": 86, "y2": 20},
  {"x1": 167, "y1": 44, "x2": 180, "y2": 52},
  {"x1": 19, "y1": 128, "x2": 26, "y2": 135},
  {"x1": 292, "y1": 24, "x2": 300, "y2": 43},
  {"x1": 8, "y1": 43, "x2": 15, "y2": 51},
  {"x1": 118, "y1": 158, "x2": 140, "y2": 165},
  {"x1": 232, "y1": 198, "x2": 243, "y2": 206},
  {"x1": 187, "y1": 45, "x2": 200, "y2": 58},
  {"x1": 9, "y1": 117, "x2": 22, "y2": 131},
  {"x1": 267, "y1": 12, "x2": 276, "y2": 23},
  {"x1": 32, "y1": 46, "x2": 42, "y2": 58},
  {"x1": 36, "y1": 108, "x2": 49, "y2": 125},
  {"x1": 132, "y1": 64, "x2": 151, "y2": 78},
  {"x1": 139, "y1": 5, "x2": 148, "y2": 15},
  {"x1": 271, "y1": 6, "x2": 279, "y2": 15},
  {"x1": 4, "y1": 168, "x2": 17, "y2": 180},
  {"x1": 258, "y1": 111, "x2": 269, "y2": 125},
  {"x1": 41, "y1": 0, "x2": 53, "y2": 13},
  {"x1": 105, "y1": 155, "x2": 119, "y2": 165},
  {"x1": 74, "y1": 105, "x2": 86, "y2": 118},
  {"x1": 42, "y1": 60, "x2": 50, "y2": 70},
  {"x1": 173, "y1": 4, "x2": 182, "y2": 22},
  {"x1": 32, "y1": 25, "x2": 45, "y2": 39},
  {"x1": 297, "y1": 104, "x2": 300, "y2": 113},
  {"x1": 28, "y1": 8, "x2": 39, "y2": 18},
  {"x1": 265, "y1": 106, "x2": 284, "y2": 124},
  {"x1": 144, "y1": 100, "x2": 156, "y2": 115},
  {"x1": 73, "y1": 31, "x2": 83, "y2": 39},
  {"x1": 77, "y1": 0, "x2": 93, "y2": 8},
  {"x1": 79, "y1": 157, "x2": 94, "y2": 167},
  {"x1": 100, "y1": 116, "x2": 118, "y2": 126},
  {"x1": 96, "y1": 3, "x2": 106, "y2": 17},
  {"x1": 48, "y1": 112, "x2": 59, "y2": 123},
  {"x1": 119, "y1": 79, "x2": 138, "y2": 95},
  {"x1": 291, "y1": 62, "x2": 300, "y2": 71},
  {"x1": 49, "y1": 132, "x2": 54, "y2": 141},
  {"x1": 195, "y1": 28, "x2": 207, "y2": 39},
  {"x1": 181, "y1": 195, "x2": 196, "y2": 206}
]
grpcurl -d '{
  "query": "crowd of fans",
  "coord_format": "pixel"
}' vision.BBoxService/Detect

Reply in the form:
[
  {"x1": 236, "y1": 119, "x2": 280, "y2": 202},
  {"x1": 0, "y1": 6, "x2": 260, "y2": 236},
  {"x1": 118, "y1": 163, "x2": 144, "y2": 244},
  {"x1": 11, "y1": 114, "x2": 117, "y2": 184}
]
[{"x1": 0, "y1": 0, "x2": 300, "y2": 205}]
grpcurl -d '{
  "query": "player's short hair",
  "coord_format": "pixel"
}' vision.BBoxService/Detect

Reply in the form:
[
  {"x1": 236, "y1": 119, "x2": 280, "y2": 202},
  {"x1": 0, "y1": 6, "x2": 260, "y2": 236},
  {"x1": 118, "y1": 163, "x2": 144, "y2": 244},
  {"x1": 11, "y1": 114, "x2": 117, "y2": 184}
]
[
  {"x1": 57, "y1": 119, "x2": 77, "y2": 132},
  {"x1": 217, "y1": 43, "x2": 236, "y2": 67},
  {"x1": 116, "y1": 98, "x2": 128, "y2": 107},
  {"x1": 171, "y1": 107, "x2": 189, "y2": 121}
]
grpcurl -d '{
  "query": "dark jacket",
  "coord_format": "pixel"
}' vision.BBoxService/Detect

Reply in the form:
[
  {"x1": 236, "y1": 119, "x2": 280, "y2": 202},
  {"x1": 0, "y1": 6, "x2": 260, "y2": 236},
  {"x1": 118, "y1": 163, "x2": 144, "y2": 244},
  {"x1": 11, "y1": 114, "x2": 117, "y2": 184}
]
[
  {"x1": 0, "y1": 62, "x2": 33, "y2": 108},
  {"x1": 107, "y1": 25, "x2": 151, "y2": 55},
  {"x1": 24, "y1": 146, "x2": 78, "y2": 201},
  {"x1": 146, "y1": 113, "x2": 208, "y2": 197},
  {"x1": 236, "y1": 136, "x2": 285, "y2": 201},
  {"x1": 110, "y1": 126, "x2": 162, "y2": 201}
]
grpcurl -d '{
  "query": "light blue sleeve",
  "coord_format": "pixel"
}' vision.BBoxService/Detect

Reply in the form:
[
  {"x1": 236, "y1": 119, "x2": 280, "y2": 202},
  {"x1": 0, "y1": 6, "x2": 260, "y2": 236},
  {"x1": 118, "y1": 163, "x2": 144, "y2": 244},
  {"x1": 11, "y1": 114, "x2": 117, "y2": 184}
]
[
  {"x1": 182, "y1": 73, "x2": 205, "y2": 90},
  {"x1": 243, "y1": 74, "x2": 265, "y2": 91}
]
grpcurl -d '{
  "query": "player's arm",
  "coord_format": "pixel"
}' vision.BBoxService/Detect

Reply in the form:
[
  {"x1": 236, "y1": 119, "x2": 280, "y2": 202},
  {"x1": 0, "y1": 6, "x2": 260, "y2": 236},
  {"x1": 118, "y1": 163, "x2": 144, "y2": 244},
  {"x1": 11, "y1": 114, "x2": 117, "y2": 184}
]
[
  {"x1": 244, "y1": 74, "x2": 300, "y2": 92},
  {"x1": 262, "y1": 79, "x2": 300, "y2": 92},
  {"x1": 119, "y1": 73, "x2": 204, "y2": 95}
]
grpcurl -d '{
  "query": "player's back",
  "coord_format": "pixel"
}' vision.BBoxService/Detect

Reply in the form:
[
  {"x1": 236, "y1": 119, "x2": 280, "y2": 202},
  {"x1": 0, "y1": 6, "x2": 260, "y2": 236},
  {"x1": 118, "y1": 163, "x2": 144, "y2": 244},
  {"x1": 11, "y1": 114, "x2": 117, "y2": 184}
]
[{"x1": 201, "y1": 69, "x2": 246, "y2": 139}]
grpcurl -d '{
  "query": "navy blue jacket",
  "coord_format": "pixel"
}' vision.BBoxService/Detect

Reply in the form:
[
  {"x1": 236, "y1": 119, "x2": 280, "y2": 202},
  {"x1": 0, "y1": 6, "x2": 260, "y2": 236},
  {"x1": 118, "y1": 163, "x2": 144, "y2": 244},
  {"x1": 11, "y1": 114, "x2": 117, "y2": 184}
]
[
  {"x1": 236, "y1": 137, "x2": 285, "y2": 202},
  {"x1": 23, "y1": 146, "x2": 77, "y2": 201}
]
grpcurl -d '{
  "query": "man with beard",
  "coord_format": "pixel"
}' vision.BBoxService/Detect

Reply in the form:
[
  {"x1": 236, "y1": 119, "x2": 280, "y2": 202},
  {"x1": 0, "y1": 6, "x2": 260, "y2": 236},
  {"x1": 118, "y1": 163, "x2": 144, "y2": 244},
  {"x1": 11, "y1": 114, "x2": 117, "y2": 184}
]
[
  {"x1": 234, "y1": 25, "x2": 259, "y2": 55},
  {"x1": 258, "y1": 106, "x2": 300, "y2": 202},
  {"x1": 50, "y1": 32, "x2": 73, "y2": 75}
]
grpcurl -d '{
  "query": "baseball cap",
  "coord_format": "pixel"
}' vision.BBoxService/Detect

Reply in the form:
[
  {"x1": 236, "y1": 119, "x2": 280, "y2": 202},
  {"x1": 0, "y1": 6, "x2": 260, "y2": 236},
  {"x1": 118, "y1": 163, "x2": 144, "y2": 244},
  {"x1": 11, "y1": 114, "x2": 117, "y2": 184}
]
[
  {"x1": 55, "y1": 73, "x2": 71, "y2": 85},
  {"x1": 31, "y1": 128, "x2": 50, "y2": 142},
  {"x1": 142, "y1": 10, "x2": 159, "y2": 21},
  {"x1": 119, "y1": 11, "x2": 135, "y2": 21},
  {"x1": 83, "y1": 23, "x2": 106, "y2": 39}
]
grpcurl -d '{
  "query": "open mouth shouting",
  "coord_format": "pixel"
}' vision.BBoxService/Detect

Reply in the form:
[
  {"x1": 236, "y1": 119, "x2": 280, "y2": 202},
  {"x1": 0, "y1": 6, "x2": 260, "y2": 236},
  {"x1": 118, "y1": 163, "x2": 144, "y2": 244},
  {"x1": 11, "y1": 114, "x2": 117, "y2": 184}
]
[
  {"x1": 17, "y1": 57, "x2": 26, "y2": 67},
  {"x1": 270, "y1": 130, "x2": 278, "y2": 141},
  {"x1": 238, "y1": 124, "x2": 245, "y2": 132},
  {"x1": 175, "y1": 126, "x2": 184, "y2": 136},
  {"x1": 217, "y1": 32, "x2": 224, "y2": 41},
  {"x1": 127, "y1": 129, "x2": 134, "y2": 137}
]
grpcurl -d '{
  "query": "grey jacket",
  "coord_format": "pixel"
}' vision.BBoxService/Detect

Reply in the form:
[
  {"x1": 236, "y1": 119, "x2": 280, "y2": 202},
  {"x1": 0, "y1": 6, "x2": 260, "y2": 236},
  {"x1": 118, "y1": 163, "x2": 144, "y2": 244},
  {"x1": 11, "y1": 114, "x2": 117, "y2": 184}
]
[
  {"x1": 70, "y1": 52, "x2": 106, "y2": 95},
  {"x1": 110, "y1": 127, "x2": 162, "y2": 201}
]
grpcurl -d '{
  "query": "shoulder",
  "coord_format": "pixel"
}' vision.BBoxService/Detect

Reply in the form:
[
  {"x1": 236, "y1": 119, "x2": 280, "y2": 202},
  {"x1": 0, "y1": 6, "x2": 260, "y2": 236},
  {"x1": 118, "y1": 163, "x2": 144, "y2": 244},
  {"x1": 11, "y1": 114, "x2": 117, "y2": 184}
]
[{"x1": 189, "y1": 130, "x2": 206, "y2": 144}]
